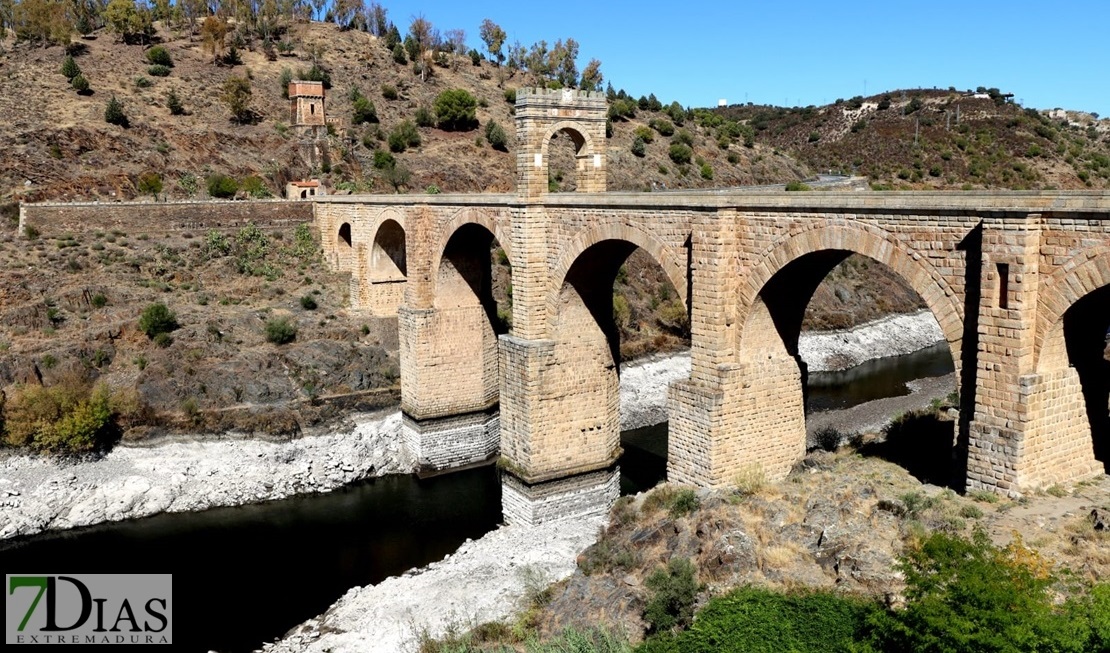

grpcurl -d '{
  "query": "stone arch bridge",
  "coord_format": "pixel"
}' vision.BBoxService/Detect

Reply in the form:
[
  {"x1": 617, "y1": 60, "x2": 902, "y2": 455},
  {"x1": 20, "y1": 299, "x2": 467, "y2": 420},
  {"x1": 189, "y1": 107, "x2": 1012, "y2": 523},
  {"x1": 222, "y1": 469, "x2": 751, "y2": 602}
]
[{"x1": 315, "y1": 88, "x2": 1110, "y2": 524}]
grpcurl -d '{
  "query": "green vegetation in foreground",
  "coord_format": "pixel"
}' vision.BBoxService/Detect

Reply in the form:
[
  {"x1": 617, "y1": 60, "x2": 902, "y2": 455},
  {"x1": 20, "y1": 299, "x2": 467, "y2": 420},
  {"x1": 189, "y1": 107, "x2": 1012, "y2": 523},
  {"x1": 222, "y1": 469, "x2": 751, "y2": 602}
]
[
  {"x1": 421, "y1": 529, "x2": 1110, "y2": 653},
  {"x1": 639, "y1": 529, "x2": 1110, "y2": 653}
]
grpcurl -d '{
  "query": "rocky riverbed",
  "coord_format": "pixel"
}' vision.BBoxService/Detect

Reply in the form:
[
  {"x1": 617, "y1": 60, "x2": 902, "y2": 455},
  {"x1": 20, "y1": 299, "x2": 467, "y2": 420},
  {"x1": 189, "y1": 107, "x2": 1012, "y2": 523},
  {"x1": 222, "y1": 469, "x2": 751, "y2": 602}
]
[{"x1": 0, "y1": 411, "x2": 412, "y2": 541}]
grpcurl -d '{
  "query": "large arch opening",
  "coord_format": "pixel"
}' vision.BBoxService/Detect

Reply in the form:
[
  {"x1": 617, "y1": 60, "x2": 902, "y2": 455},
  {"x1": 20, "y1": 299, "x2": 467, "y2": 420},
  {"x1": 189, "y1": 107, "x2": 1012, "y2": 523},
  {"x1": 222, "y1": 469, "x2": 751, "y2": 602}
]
[
  {"x1": 338, "y1": 222, "x2": 352, "y2": 247},
  {"x1": 419, "y1": 223, "x2": 511, "y2": 420},
  {"x1": 550, "y1": 239, "x2": 690, "y2": 493},
  {"x1": 739, "y1": 249, "x2": 959, "y2": 487},
  {"x1": 370, "y1": 219, "x2": 406, "y2": 279},
  {"x1": 1063, "y1": 286, "x2": 1110, "y2": 468}
]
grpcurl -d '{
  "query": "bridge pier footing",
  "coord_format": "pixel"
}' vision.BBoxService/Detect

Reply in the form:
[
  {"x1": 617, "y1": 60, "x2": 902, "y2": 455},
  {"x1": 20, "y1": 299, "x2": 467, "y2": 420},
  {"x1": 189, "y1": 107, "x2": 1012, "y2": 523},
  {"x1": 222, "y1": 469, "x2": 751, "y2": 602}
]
[
  {"x1": 501, "y1": 467, "x2": 619, "y2": 526},
  {"x1": 402, "y1": 409, "x2": 500, "y2": 473}
]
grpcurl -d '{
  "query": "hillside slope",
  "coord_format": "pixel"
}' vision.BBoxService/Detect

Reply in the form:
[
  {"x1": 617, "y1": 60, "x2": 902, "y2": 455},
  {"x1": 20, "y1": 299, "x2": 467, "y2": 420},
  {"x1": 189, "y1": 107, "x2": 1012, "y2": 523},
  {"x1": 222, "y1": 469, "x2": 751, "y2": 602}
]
[
  {"x1": 0, "y1": 21, "x2": 805, "y2": 203},
  {"x1": 718, "y1": 89, "x2": 1110, "y2": 190}
]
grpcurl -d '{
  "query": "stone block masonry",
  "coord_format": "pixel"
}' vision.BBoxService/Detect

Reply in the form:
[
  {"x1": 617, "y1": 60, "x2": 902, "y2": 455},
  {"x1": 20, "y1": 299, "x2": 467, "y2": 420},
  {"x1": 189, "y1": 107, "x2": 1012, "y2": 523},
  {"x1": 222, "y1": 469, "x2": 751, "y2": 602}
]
[
  {"x1": 402, "y1": 410, "x2": 500, "y2": 473},
  {"x1": 314, "y1": 84, "x2": 1110, "y2": 523},
  {"x1": 20, "y1": 200, "x2": 313, "y2": 239}
]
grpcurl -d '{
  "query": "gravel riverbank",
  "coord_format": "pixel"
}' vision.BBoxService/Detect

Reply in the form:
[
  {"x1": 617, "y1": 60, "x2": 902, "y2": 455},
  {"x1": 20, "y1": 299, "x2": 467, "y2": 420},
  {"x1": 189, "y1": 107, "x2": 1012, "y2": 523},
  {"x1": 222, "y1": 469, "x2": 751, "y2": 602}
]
[{"x1": 0, "y1": 411, "x2": 413, "y2": 541}]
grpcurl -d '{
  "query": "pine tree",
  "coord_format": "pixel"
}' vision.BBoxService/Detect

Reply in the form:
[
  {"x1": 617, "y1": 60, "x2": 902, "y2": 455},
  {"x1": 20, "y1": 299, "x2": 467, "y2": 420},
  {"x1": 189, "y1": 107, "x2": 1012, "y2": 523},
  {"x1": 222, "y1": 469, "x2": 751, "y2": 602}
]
[
  {"x1": 61, "y1": 55, "x2": 81, "y2": 80},
  {"x1": 70, "y1": 74, "x2": 90, "y2": 94},
  {"x1": 166, "y1": 89, "x2": 184, "y2": 115},
  {"x1": 104, "y1": 96, "x2": 129, "y2": 127}
]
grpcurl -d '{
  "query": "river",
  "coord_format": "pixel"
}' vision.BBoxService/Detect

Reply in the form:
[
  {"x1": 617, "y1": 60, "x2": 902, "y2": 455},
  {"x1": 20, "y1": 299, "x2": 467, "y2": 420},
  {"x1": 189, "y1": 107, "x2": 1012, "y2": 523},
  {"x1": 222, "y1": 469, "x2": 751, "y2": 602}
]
[{"x1": 0, "y1": 345, "x2": 954, "y2": 652}]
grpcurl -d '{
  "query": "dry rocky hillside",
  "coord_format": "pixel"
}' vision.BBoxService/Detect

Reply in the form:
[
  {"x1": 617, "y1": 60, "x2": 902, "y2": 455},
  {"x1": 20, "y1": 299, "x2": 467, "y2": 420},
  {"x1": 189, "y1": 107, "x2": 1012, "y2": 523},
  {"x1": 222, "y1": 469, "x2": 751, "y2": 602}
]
[
  {"x1": 717, "y1": 90, "x2": 1110, "y2": 190},
  {"x1": 0, "y1": 20, "x2": 804, "y2": 203}
]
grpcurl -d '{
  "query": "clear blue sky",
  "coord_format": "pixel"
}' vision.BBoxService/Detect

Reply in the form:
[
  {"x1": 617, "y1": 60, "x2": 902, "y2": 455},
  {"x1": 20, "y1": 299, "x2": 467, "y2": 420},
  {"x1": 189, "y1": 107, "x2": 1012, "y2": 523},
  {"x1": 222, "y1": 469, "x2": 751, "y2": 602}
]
[{"x1": 379, "y1": 0, "x2": 1109, "y2": 117}]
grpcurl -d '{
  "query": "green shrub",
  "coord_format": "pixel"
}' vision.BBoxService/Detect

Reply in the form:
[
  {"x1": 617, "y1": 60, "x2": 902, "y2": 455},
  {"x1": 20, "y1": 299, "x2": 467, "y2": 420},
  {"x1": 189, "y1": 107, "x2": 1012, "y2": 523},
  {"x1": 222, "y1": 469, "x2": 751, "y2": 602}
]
[
  {"x1": 207, "y1": 173, "x2": 239, "y2": 198},
  {"x1": 650, "y1": 118, "x2": 675, "y2": 136},
  {"x1": 381, "y1": 83, "x2": 398, "y2": 100},
  {"x1": 166, "y1": 89, "x2": 185, "y2": 115},
  {"x1": 434, "y1": 88, "x2": 478, "y2": 131},
  {"x1": 388, "y1": 120, "x2": 421, "y2": 152},
  {"x1": 147, "y1": 64, "x2": 170, "y2": 77},
  {"x1": 152, "y1": 332, "x2": 172, "y2": 348},
  {"x1": 503, "y1": 87, "x2": 517, "y2": 103},
  {"x1": 279, "y1": 68, "x2": 293, "y2": 98},
  {"x1": 643, "y1": 558, "x2": 700, "y2": 634},
  {"x1": 672, "y1": 129, "x2": 694, "y2": 147},
  {"x1": 352, "y1": 94, "x2": 377, "y2": 124},
  {"x1": 90, "y1": 293, "x2": 107, "y2": 308},
  {"x1": 414, "y1": 105, "x2": 434, "y2": 127},
  {"x1": 391, "y1": 43, "x2": 406, "y2": 64},
  {"x1": 104, "y1": 96, "x2": 129, "y2": 127},
  {"x1": 2, "y1": 381, "x2": 117, "y2": 453},
  {"x1": 70, "y1": 74, "x2": 90, "y2": 94},
  {"x1": 634, "y1": 125, "x2": 655, "y2": 143},
  {"x1": 785, "y1": 181, "x2": 811, "y2": 191},
  {"x1": 639, "y1": 587, "x2": 878, "y2": 653},
  {"x1": 864, "y1": 530, "x2": 1093, "y2": 653},
  {"x1": 138, "y1": 303, "x2": 178, "y2": 338},
  {"x1": 373, "y1": 149, "x2": 396, "y2": 169},
  {"x1": 485, "y1": 120, "x2": 508, "y2": 150},
  {"x1": 699, "y1": 163, "x2": 713, "y2": 180},
  {"x1": 137, "y1": 172, "x2": 162, "y2": 197},
  {"x1": 240, "y1": 175, "x2": 271, "y2": 198},
  {"x1": 146, "y1": 45, "x2": 172, "y2": 67},
  {"x1": 134, "y1": 76, "x2": 152, "y2": 88},
  {"x1": 668, "y1": 488, "x2": 699, "y2": 518},
  {"x1": 265, "y1": 317, "x2": 297, "y2": 344},
  {"x1": 631, "y1": 137, "x2": 646, "y2": 157},
  {"x1": 668, "y1": 143, "x2": 692, "y2": 165},
  {"x1": 299, "y1": 295, "x2": 317, "y2": 310}
]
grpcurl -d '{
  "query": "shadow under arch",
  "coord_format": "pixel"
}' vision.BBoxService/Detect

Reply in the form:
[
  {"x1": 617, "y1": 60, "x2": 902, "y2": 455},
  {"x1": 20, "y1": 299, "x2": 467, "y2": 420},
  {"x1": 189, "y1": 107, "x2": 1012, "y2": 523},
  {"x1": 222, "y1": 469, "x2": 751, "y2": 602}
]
[
  {"x1": 434, "y1": 222, "x2": 509, "y2": 335},
  {"x1": 429, "y1": 209, "x2": 512, "y2": 286},
  {"x1": 736, "y1": 226, "x2": 964, "y2": 487},
  {"x1": 369, "y1": 218, "x2": 406, "y2": 280},
  {"x1": 1035, "y1": 252, "x2": 1110, "y2": 473},
  {"x1": 549, "y1": 223, "x2": 688, "y2": 335}
]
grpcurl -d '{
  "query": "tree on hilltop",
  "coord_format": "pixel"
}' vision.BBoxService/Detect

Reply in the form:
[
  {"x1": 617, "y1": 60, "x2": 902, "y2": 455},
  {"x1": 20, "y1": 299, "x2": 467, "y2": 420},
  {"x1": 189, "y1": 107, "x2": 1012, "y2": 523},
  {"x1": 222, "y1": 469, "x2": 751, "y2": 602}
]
[
  {"x1": 104, "y1": 0, "x2": 154, "y2": 45},
  {"x1": 479, "y1": 18, "x2": 506, "y2": 67}
]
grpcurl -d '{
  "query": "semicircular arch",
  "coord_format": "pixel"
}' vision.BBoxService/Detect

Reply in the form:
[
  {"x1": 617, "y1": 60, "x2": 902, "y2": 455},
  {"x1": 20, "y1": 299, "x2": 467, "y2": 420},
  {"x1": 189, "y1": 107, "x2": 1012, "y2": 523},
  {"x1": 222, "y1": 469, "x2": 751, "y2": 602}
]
[
  {"x1": 540, "y1": 121, "x2": 595, "y2": 160},
  {"x1": 1035, "y1": 246, "x2": 1110, "y2": 372},
  {"x1": 549, "y1": 222, "x2": 688, "y2": 324},
  {"x1": 737, "y1": 221, "x2": 964, "y2": 363},
  {"x1": 430, "y1": 208, "x2": 512, "y2": 291}
]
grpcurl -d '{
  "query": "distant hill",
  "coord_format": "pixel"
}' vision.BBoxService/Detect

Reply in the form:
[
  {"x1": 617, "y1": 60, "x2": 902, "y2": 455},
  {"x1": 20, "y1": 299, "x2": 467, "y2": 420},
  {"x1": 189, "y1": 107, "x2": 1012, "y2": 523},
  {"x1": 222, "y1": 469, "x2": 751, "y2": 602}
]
[{"x1": 716, "y1": 89, "x2": 1110, "y2": 190}]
